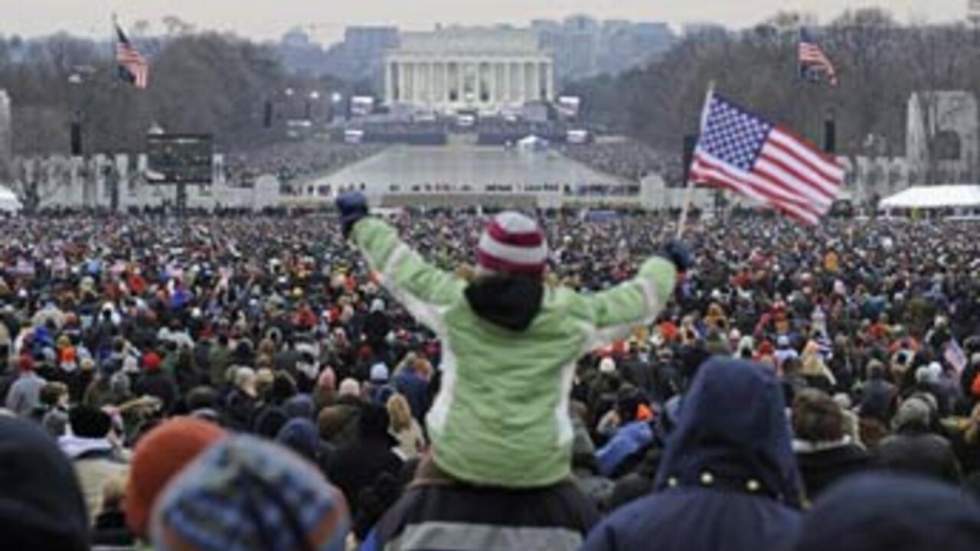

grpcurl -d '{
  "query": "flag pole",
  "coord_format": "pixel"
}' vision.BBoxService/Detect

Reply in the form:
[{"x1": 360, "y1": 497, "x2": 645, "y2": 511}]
[
  {"x1": 110, "y1": 13, "x2": 117, "y2": 85},
  {"x1": 676, "y1": 80, "x2": 715, "y2": 239}
]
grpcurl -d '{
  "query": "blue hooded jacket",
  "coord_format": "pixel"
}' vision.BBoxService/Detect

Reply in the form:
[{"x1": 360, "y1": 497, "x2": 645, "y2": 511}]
[
  {"x1": 596, "y1": 421, "x2": 653, "y2": 477},
  {"x1": 795, "y1": 473, "x2": 980, "y2": 551},
  {"x1": 582, "y1": 357, "x2": 803, "y2": 551}
]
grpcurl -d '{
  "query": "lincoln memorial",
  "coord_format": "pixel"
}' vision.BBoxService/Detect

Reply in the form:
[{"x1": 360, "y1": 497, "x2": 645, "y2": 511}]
[{"x1": 384, "y1": 28, "x2": 555, "y2": 113}]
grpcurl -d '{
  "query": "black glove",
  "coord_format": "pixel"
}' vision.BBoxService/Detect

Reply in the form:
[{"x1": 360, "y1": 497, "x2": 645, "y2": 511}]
[
  {"x1": 336, "y1": 192, "x2": 369, "y2": 238},
  {"x1": 661, "y1": 240, "x2": 693, "y2": 272}
]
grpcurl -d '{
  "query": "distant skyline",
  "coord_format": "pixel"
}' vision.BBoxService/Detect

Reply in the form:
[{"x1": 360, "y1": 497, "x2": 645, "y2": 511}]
[{"x1": 0, "y1": 0, "x2": 969, "y2": 44}]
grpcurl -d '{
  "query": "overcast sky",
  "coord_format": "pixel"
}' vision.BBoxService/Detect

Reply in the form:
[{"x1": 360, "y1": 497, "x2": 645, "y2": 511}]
[{"x1": 0, "y1": 0, "x2": 969, "y2": 43}]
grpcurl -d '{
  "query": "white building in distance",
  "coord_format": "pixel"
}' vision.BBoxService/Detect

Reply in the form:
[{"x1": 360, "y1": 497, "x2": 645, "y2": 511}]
[{"x1": 383, "y1": 27, "x2": 555, "y2": 114}]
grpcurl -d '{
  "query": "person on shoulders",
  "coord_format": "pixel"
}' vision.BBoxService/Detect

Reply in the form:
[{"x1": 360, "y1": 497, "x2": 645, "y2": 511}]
[{"x1": 337, "y1": 192, "x2": 686, "y2": 489}]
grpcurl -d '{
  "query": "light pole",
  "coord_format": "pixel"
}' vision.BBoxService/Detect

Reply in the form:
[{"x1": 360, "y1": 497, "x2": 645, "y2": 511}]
[
  {"x1": 306, "y1": 90, "x2": 320, "y2": 121},
  {"x1": 331, "y1": 92, "x2": 344, "y2": 123},
  {"x1": 68, "y1": 73, "x2": 84, "y2": 156}
]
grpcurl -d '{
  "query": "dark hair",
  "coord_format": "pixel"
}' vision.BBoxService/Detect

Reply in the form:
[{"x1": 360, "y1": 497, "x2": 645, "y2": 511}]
[
  {"x1": 186, "y1": 386, "x2": 218, "y2": 411},
  {"x1": 783, "y1": 357, "x2": 803, "y2": 375},
  {"x1": 271, "y1": 371, "x2": 298, "y2": 403},
  {"x1": 39, "y1": 382, "x2": 68, "y2": 407},
  {"x1": 69, "y1": 405, "x2": 112, "y2": 438},
  {"x1": 793, "y1": 389, "x2": 845, "y2": 443}
]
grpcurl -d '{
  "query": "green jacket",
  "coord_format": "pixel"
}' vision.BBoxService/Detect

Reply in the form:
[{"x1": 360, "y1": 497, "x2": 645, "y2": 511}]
[{"x1": 351, "y1": 218, "x2": 676, "y2": 487}]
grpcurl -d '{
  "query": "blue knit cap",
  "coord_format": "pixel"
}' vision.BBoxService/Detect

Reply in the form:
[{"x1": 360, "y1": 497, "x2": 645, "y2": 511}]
[{"x1": 150, "y1": 435, "x2": 348, "y2": 551}]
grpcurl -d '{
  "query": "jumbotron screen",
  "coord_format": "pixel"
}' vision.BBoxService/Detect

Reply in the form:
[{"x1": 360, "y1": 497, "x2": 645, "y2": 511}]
[{"x1": 146, "y1": 134, "x2": 214, "y2": 184}]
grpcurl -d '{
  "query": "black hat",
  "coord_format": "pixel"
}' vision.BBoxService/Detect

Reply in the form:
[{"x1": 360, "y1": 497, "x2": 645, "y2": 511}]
[
  {"x1": 0, "y1": 417, "x2": 89, "y2": 550},
  {"x1": 68, "y1": 405, "x2": 112, "y2": 438}
]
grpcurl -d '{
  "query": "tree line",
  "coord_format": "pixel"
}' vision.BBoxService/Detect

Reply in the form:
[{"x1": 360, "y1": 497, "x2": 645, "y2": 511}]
[
  {"x1": 568, "y1": 9, "x2": 980, "y2": 176},
  {"x1": 0, "y1": 19, "x2": 346, "y2": 157}
]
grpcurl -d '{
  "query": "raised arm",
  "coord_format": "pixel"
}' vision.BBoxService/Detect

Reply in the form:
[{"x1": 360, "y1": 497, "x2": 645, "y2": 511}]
[
  {"x1": 575, "y1": 241, "x2": 690, "y2": 349},
  {"x1": 338, "y1": 193, "x2": 463, "y2": 332}
]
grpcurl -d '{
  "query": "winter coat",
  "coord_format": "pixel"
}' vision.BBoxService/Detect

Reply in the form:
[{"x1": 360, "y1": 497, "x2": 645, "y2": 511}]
[
  {"x1": 392, "y1": 369, "x2": 429, "y2": 421},
  {"x1": 793, "y1": 439, "x2": 870, "y2": 499},
  {"x1": 619, "y1": 357, "x2": 657, "y2": 397},
  {"x1": 596, "y1": 421, "x2": 654, "y2": 477},
  {"x1": 796, "y1": 473, "x2": 980, "y2": 551},
  {"x1": 351, "y1": 217, "x2": 675, "y2": 488},
  {"x1": 361, "y1": 458, "x2": 599, "y2": 551},
  {"x1": 207, "y1": 345, "x2": 232, "y2": 386},
  {"x1": 223, "y1": 388, "x2": 257, "y2": 432},
  {"x1": 4, "y1": 371, "x2": 46, "y2": 417},
  {"x1": 875, "y1": 428, "x2": 962, "y2": 484},
  {"x1": 327, "y1": 434, "x2": 403, "y2": 515},
  {"x1": 581, "y1": 358, "x2": 803, "y2": 551},
  {"x1": 133, "y1": 370, "x2": 179, "y2": 413}
]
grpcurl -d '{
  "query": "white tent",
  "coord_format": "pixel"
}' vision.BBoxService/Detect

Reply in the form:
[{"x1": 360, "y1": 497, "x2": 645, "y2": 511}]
[
  {"x1": 879, "y1": 185, "x2": 980, "y2": 210},
  {"x1": 0, "y1": 185, "x2": 21, "y2": 213},
  {"x1": 516, "y1": 134, "x2": 549, "y2": 152}
]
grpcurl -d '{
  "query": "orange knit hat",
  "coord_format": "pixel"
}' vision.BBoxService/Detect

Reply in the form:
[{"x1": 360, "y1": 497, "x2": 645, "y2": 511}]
[{"x1": 124, "y1": 417, "x2": 227, "y2": 537}]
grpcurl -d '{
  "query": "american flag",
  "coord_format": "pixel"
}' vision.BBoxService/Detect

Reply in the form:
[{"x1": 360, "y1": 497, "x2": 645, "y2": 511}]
[
  {"x1": 115, "y1": 23, "x2": 149, "y2": 89},
  {"x1": 944, "y1": 338, "x2": 968, "y2": 375},
  {"x1": 689, "y1": 92, "x2": 844, "y2": 225},
  {"x1": 799, "y1": 28, "x2": 838, "y2": 87}
]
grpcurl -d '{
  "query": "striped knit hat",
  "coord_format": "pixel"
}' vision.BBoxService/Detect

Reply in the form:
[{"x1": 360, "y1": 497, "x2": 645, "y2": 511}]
[{"x1": 476, "y1": 212, "x2": 548, "y2": 276}]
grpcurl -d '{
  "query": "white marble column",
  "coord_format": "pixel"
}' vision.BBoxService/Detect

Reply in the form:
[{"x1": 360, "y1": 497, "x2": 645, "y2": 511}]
[
  {"x1": 408, "y1": 62, "x2": 415, "y2": 103},
  {"x1": 398, "y1": 61, "x2": 407, "y2": 103},
  {"x1": 545, "y1": 62, "x2": 554, "y2": 101},
  {"x1": 525, "y1": 62, "x2": 535, "y2": 102},
  {"x1": 496, "y1": 62, "x2": 505, "y2": 105},
  {"x1": 494, "y1": 62, "x2": 500, "y2": 104},
  {"x1": 442, "y1": 62, "x2": 449, "y2": 104},
  {"x1": 494, "y1": 62, "x2": 502, "y2": 104},
  {"x1": 385, "y1": 61, "x2": 394, "y2": 104},
  {"x1": 433, "y1": 62, "x2": 440, "y2": 106},
  {"x1": 414, "y1": 62, "x2": 422, "y2": 104},
  {"x1": 505, "y1": 61, "x2": 512, "y2": 103},
  {"x1": 456, "y1": 61, "x2": 464, "y2": 105},
  {"x1": 417, "y1": 62, "x2": 425, "y2": 104},
  {"x1": 513, "y1": 61, "x2": 520, "y2": 103},
  {"x1": 425, "y1": 59, "x2": 436, "y2": 108},
  {"x1": 480, "y1": 62, "x2": 488, "y2": 104},
  {"x1": 485, "y1": 62, "x2": 493, "y2": 104}
]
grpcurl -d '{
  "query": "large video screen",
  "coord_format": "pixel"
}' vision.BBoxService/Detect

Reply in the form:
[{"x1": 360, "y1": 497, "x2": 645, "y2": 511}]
[{"x1": 146, "y1": 134, "x2": 214, "y2": 184}]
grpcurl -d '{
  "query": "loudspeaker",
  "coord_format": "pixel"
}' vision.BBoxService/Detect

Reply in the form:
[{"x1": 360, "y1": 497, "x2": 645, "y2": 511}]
[
  {"x1": 263, "y1": 101, "x2": 273, "y2": 128},
  {"x1": 681, "y1": 134, "x2": 699, "y2": 187},
  {"x1": 824, "y1": 117, "x2": 836, "y2": 154},
  {"x1": 70, "y1": 121, "x2": 82, "y2": 156}
]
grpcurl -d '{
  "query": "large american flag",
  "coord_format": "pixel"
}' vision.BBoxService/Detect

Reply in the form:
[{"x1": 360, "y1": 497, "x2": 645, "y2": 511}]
[
  {"x1": 799, "y1": 28, "x2": 838, "y2": 87},
  {"x1": 115, "y1": 24, "x2": 149, "y2": 89},
  {"x1": 689, "y1": 92, "x2": 844, "y2": 225}
]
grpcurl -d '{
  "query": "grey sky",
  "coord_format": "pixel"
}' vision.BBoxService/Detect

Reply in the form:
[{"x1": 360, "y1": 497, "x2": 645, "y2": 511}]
[{"x1": 0, "y1": 0, "x2": 968, "y2": 43}]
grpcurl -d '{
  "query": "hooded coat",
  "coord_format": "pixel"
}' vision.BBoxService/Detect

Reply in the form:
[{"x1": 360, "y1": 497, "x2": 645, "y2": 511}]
[
  {"x1": 582, "y1": 358, "x2": 803, "y2": 551},
  {"x1": 795, "y1": 473, "x2": 980, "y2": 551}
]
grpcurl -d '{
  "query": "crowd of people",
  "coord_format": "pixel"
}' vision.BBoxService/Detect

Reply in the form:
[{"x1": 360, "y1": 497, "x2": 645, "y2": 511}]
[
  {"x1": 561, "y1": 141, "x2": 683, "y2": 184},
  {"x1": 225, "y1": 141, "x2": 386, "y2": 188},
  {"x1": 2, "y1": 205, "x2": 980, "y2": 550}
]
